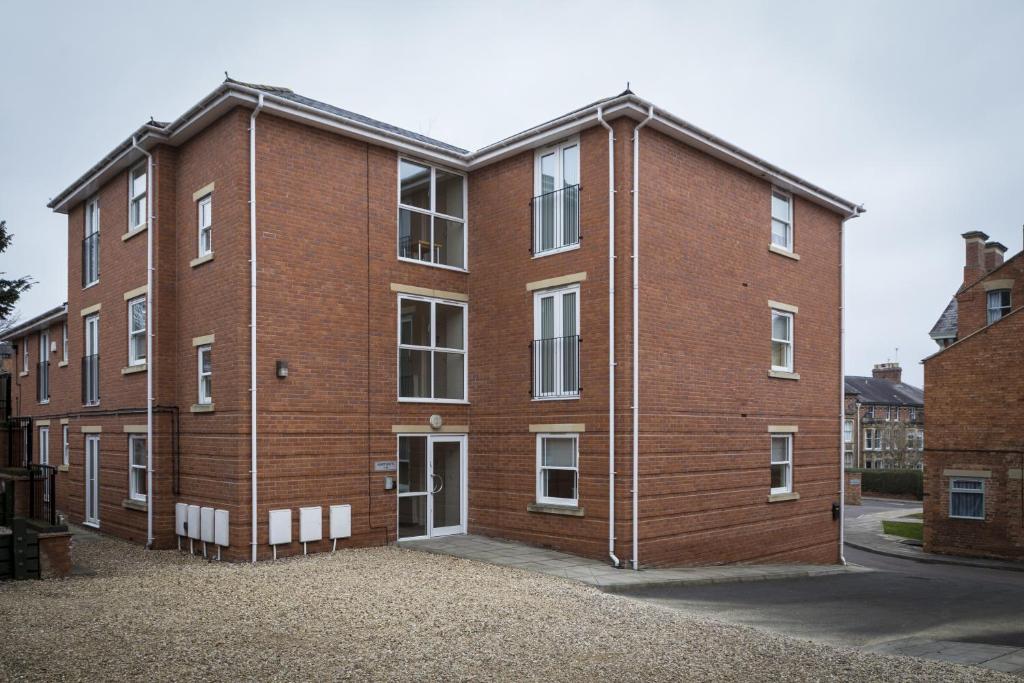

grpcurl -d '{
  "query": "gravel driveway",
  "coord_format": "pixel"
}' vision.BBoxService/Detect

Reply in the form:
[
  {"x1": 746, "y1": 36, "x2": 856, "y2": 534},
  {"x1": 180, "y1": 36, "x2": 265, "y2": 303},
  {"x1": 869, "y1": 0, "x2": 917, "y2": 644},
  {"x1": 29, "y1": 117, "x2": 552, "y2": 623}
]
[{"x1": 0, "y1": 528, "x2": 1012, "y2": 682}]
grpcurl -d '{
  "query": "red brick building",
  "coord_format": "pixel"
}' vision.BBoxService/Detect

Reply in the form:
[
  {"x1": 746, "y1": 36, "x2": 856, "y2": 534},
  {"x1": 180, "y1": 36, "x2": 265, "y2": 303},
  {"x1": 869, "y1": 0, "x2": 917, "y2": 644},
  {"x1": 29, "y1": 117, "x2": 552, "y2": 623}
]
[
  {"x1": 4, "y1": 78, "x2": 862, "y2": 566},
  {"x1": 923, "y1": 231, "x2": 1023, "y2": 561},
  {"x1": 844, "y1": 363, "x2": 925, "y2": 470}
]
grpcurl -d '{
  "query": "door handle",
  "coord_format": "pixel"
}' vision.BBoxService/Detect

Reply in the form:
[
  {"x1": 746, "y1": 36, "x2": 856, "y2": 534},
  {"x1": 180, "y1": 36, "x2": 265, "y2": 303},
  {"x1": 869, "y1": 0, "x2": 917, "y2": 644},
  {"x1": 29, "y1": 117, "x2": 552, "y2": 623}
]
[{"x1": 430, "y1": 473, "x2": 444, "y2": 494}]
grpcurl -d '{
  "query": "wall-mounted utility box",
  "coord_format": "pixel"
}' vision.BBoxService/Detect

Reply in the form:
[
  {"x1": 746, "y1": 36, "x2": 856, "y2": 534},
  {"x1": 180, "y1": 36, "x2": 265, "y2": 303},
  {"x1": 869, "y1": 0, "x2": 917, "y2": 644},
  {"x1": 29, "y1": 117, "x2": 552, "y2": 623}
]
[
  {"x1": 268, "y1": 509, "x2": 292, "y2": 546},
  {"x1": 200, "y1": 507, "x2": 215, "y2": 543},
  {"x1": 214, "y1": 509, "x2": 230, "y2": 547},
  {"x1": 330, "y1": 504, "x2": 352, "y2": 539},
  {"x1": 299, "y1": 506, "x2": 323, "y2": 543},
  {"x1": 175, "y1": 503, "x2": 187, "y2": 536},
  {"x1": 187, "y1": 505, "x2": 201, "y2": 540}
]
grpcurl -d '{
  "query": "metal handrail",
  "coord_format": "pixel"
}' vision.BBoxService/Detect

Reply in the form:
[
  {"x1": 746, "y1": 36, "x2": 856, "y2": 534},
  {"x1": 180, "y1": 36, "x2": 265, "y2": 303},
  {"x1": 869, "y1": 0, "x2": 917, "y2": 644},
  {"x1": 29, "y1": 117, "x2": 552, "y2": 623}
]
[
  {"x1": 531, "y1": 184, "x2": 581, "y2": 254},
  {"x1": 531, "y1": 334, "x2": 581, "y2": 399}
]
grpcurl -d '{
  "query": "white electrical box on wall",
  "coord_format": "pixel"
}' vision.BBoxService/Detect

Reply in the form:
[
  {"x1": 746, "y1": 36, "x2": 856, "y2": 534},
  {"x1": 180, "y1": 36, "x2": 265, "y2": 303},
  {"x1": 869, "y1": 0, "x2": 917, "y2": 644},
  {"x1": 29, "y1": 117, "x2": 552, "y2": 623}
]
[
  {"x1": 329, "y1": 504, "x2": 352, "y2": 539},
  {"x1": 175, "y1": 503, "x2": 187, "y2": 536},
  {"x1": 187, "y1": 505, "x2": 201, "y2": 540},
  {"x1": 268, "y1": 509, "x2": 292, "y2": 546},
  {"x1": 299, "y1": 506, "x2": 323, "y2": 543},
  {"x1": 200, "y1": 507, "x2": 215, "y2": 543},
  {"x1": 214, "y1": 509, "x2": 230, "y2": 547}
]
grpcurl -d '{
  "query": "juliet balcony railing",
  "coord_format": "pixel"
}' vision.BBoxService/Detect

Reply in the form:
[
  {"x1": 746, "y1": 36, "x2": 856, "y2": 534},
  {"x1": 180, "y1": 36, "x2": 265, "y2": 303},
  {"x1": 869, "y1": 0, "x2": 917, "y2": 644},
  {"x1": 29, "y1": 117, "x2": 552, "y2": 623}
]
[
  {"x1": 82, "y1": 354, "x2": 100, "y2": 406},
  {"x1": 531, "y1": 184, "x2": 580, "y2": 255},
  {"x1": 82, "y1": 232, "x2": 100, "y2": 286},
  {"x1": 36, "y1": 361, "x2": 49, "y2": 404},
  {"x1": 531, "y1": 335, "x2": 581, "y2": 399}
]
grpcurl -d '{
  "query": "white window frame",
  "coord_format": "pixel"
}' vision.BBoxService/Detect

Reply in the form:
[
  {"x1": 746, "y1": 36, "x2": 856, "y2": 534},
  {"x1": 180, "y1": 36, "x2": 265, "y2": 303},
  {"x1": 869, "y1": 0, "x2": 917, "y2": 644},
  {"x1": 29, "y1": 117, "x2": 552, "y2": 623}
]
[
  {"x1": 62, "y1": 322, "x2": 68, "y2": 363},
  {"x1": 38, "y1": 330, "x2": 49, "y2": 404},
  {"x1": 128, "y1": 162, "x2": 147, "y2": 231},
  {"x1": 770, "y1": 310, "x2": 794, "y2": 373},
  {"x1": 843, "y1": 419, "x2": 853, "y2": 443},
  {"x1": 22, "y1": 335, "x2": 29, "y2": 373},
  {"x1": 987, "y1": 289, "x2": 1011, "y2": 325},
  {"x1": 770, "y1": 189, "x2": 793, "y2": 252},
  {"x1": 909, "y1": 407, "x2": 917, "y2": 422},
  {"x1": 84, "y1": 313, "x2": 100, "y2": 406},
  {"x1": 197, "y1": 345, "x2": 212, "y2": 405},
  {"x1": 396, "y1": 295, "x2": 468, "y2": 404},
  {"x1": 128, "y1": 435, "x2": 147, "y2": 503},
  {"x1": 532, "y1": 284, "x2": 581, "y2": 400},
  {"x1": 533, "y1": 137, "x2": 581, "y2": 257},
  {"x1": 949, "y1": 478, "x2": 984, "y2": 520},
  {"x1": 84, "y1": 196, "x2": 100, "y2": 288},
  {"x1": 62, "y1": 424, "x2": 70, "y2": 467},
  {"x1": 84, "y1": 434, "x2": 100, "y2": 527},
  {"x1": 536, "y1": 433, "x2": 579, "y2": 507},
  {"x1": 197, "y1": 193, "x2": 213, "y2": 257},
  {"x1": 39, "y1": 426, "x2": 49, "y2": 466},
  {"x1": 864, "y1": 428, "x2": 878, "y2": 451},
  {"x1": 127, "y1": 296, "x2": 147, "y2": 366},
  {"x1": 770, "y1": 433, "x2": 793, "y2": 495},
  {"x1": 396, "y1": 158, "x2": 468, "y2": 271},
  {"x1": 887, "y1": 406, "x2": 898, "y2": 421}
]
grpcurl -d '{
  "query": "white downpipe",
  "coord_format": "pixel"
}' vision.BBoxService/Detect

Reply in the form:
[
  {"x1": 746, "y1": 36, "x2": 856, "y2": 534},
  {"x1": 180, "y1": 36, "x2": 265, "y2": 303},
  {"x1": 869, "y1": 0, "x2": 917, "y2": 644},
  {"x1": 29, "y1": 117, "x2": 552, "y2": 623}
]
[
  {"x1": 249, "y1": 94, "x2": 264, "y2": 563},
  {"x1": 597, "y1": 108, "x2": 620, "y2": 568},
  {"x1": 839, "y1": 215, "x2": 848, "y2": 565},
  {"x1": 131, "y1": 136, "x2": 155, "y2": 549},
  {"x1": 631, "y1": 106, "x2": 654, "y2": 570}
]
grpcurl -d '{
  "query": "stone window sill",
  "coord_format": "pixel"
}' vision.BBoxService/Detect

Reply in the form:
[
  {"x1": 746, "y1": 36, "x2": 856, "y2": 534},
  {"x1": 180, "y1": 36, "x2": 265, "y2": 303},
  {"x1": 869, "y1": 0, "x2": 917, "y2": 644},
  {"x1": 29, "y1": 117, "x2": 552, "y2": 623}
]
[
  {"x1": 58, "y1": 465, "x2": 69, "y2": 473},
  {"x1": 768, "y1": 244, "x2": 801, "y2": 261},
  {"x1": 527, "y1": 502, "x2": 585, "y2": 517},
  {"x1": 122, "y1": 498, "x2": 147, "y2": 511},
  {"x1": 122, "y1": 364, "x2": 147, "y2": 375},
  {"x1": 122, "y1": 225, "x2": 147, "y2": 242},
  {"x1": 190, "y1": 252, "x2": 214, "y2": 268},
  {"x1": 767, "y1": 492, "x2": 801, "y2": 503},
  {"x1": 19, "y1": 371, "x2": 28, "y2": 377},
  {"x1": 191, "y1": 403, "x2": 215, "y2": 413},
  {"x1": 57, "y1": 360, "x2": 68, "y2": 368},
  {"x1": 768, "y1": 370, "x2": 801, "y2": 380}
]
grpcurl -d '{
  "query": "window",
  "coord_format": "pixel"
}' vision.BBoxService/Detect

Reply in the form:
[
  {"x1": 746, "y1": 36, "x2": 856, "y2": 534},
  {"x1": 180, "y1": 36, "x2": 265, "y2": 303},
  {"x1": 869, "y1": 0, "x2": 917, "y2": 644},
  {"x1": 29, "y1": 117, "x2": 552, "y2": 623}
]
[
  {"x1": 909, "y1": 408, "x2": 917, "y2": 422},
  {"x1": 129, "y1": 163, "x2": 147, "y2": 231},
  {"x1": 62, "y1": 425, "x2": 69, "y2": 467},
  {"x1": 83, "y1": 197, "x2": 100, "y2": 287},
  {"x1": 987, "y1": 289, "x2": 1011, "y2": 324},
  {"x1": 770, "y1": 310, "x2": 794, "y2": 372},
  {"x1": 83, "y1": 314, "x2": 100, "y2": 405},
  {"x1": 21, "y1": 335, "x2": 28, "y2": 373},
  {"x1": 198, "y1": 194, "x2": 213, "y2": 256},
  {"x1": 37, "y1": 331, "x2": 49, "y2": 403},
  {"x1": 888, "y1": 406, "x2": 898, "y2": 421},
  {"x1": 197, "y1": 345, "x2": 212, "y2": 405},
  {"x1": 62, "y1": 322, "x2": 68, "y2": 363},
  {"x1": 398, "y1": 296, "x2": 466, "y2": 402},
  {"x1": 864, "y1": 428, "x2": 878, "y2": 450},
  {"x1": 843, "y1": 419, "x2": 853, "y2": 443},
  {"x1": 536, "y1": 434, "x2": 579, "y2": 506},
  {"x1": 38, "y1": 427, "x2": 49, "y2": 466},
  {"x1": 533, "y1": 139, "x2": 580, "y2": 255},
  {"x1": 128, "y1": 296, "x2": 146, "y2": 366},
  {"x1": 949, "y1": 478, "x2": 984, "y2": 520},
  {"x1": 865, "y1": 405, "x2": 875, "y2": 419},
  {"x1": 771, "y1": 191, "x2": 792, "y2": 251},
  {"x1": 398, "y1": 159, "x2": 466, "y2": 269},
  {"x1": 770, "y1": 434, "x2": 793, "y2": 494},
  {"x1": 129, "y1": 435, "x2": 147, "y2": 502},
  {"x1": 533, "y1": 286, "x2": 580, "y2": 399}
]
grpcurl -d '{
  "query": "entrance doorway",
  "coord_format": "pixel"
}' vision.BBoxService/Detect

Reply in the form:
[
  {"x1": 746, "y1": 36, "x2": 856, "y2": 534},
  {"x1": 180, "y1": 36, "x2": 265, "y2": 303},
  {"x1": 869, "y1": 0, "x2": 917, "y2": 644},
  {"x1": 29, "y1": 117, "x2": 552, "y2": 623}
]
[{"x1": 397, "y1": 434, "x2": 466, "y2": 540}]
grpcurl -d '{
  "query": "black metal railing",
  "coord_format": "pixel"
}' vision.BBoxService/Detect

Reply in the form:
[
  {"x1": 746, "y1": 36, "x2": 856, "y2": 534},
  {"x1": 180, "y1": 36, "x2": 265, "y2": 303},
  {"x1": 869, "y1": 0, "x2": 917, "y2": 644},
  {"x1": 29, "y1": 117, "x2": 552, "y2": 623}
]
[
  {"x1": 82, "y1": 354, "x2": 99, "y2": 405},
  {"x1": 531, "y1": 335, "x2": 581, "y2": 399},
  {"x1": 27, "y1": 464, "x2": 58, "y2": 527},
  {"x1": 36, "y1": 361, "x2": 49, "y2": 403},
  {"x1": 82, "y1": 231, "x2": 100, "y2": 286},
  {"x1": 4, "y1": 416, "x2": 32, "y2": 468},
  {"x1": 531, "y1": 184, "x2": 580, "y2": 254}
]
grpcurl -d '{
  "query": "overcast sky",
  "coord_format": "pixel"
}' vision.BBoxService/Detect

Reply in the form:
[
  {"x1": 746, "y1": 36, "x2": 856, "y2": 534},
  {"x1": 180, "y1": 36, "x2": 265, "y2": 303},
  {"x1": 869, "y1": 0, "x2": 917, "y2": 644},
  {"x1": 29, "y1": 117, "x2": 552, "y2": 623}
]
[{"x1": 2, "y1": 1, "x2": 1023, "y2": 387}]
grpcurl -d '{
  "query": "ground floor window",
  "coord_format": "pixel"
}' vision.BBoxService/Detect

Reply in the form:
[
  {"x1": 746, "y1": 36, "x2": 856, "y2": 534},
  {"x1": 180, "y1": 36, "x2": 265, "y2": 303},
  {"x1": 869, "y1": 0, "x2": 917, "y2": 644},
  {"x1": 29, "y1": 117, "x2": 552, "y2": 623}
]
[
  {"x1": 949, "y1": 478, "x2": 984, "y2": 520},
  {"x1": 770, "y1": 434, "x2": 792, "y2": 494},
  {"x1": 129, "y1": 435, "x2": 147, "y2": 502},
  {"x1": 536, "y1": 434, "x2": 578, "y2": 506}
]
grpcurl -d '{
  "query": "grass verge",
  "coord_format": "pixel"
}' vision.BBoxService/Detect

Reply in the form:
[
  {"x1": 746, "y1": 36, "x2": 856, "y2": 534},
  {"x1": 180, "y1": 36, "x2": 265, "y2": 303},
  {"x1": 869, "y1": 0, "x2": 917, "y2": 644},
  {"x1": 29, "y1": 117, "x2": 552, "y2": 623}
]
[{"x1": 882, "y1": 520, "x2": 923, "y2": 541}]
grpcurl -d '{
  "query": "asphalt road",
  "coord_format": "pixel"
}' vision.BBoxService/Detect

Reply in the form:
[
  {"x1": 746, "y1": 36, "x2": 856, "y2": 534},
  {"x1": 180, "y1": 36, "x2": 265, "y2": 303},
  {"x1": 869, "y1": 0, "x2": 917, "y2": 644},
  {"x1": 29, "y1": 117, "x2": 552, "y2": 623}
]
[{"x1": 626, "y1": 499, "x2": 1024, "y2": 649}]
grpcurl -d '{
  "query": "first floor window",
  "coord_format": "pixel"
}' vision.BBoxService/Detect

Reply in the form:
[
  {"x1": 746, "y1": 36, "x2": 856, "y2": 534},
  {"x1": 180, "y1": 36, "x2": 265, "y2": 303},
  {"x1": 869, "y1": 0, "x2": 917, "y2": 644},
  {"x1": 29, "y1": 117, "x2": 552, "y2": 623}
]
[
  {"x1": 129, "y1": 435, "x2": 147, "y2": 502},
  {"x1": 39, "y1": 427, "x2": 49, "y2": 466},
  {"x1": 771, "y1": 190, "x2": 793, "y2": 251},
  {"x1": 22, "y1": 335, "x2": 29, "y2": 372},
  {"x1": 62, "y1": 322, "x2": 68, "y2": 363},
  {"x1": 949, "y1": 478, "x2": 984, "y2": 520},
  {"x1": 198, "y1": 194, "x2": 213, "y2": 256},
  {"x1": 198, "y1": 345, "x2": 212, "y2": 404},
  {"x1": 864, "y1": 428, "x2": 877, "y2": 450},
  {"x1": 770, "y1": 434, "x2": 793, "y2": 494},
  {"x1": 771, "y1": 310, "x2": 794, "y2": 372},
  {"x1": 128, "y1": 296, "x2": 146, "y2": 366},
  {"x1": 843, "y1": 419, "x2": 853, "y2": 443},
  {"x1": 398, "y1": 296, "x2": 466, "y2": 401},
  {"x1": 533, "y1": 285, "x2": 580, "y2": 399},
  {"x1": 537, "y1": 434, "x2": 579, "y2": 506},
  {"x1": 888, "y1": 406, "x2": 899, "y2": 421},
  {"x1": 62, "y1": 425, "x2": 70, "y2": 467},
  {"x1": 987, "y1": 289, "x2": 1011, "y2": 324}
]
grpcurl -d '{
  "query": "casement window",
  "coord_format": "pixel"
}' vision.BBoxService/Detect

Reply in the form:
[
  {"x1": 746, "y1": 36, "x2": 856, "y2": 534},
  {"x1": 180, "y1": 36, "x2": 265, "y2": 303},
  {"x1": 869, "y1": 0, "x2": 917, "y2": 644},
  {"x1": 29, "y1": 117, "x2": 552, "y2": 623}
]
[
  {"x1": 198, "y1": 194, "x2": 213, "y2": 257},
  {"x1": 770, "y1": 310, "x2": 794, "y2": 372},
  {"x1": 770, "y1": 190, "x2": 793, "y2": 252},
  {"x1": 398, "y1": 296, "x2": 467, "y2": 402},
  {"x1": 21, "y1": 335, "x2": 28, "y2": 373},
  {"x1": 533, "y1": 285, "x2": 580, "y2": 399},
  {"x1": 843, "y1": 419, "x2": 853, "y2": 443},
  {"x1": 37, "y1": 331, "x2": 50, "y2": 403},
  {"x1": 864, "y1": 428, "x2": 878, "y2": 450},
  {"x1": 83, "y1": 197, "x2": 100, "y2": 287},
  {"x1": 128, "y1": 296, "x2": 146, "y2": 366},
  {"x1": 398, "y1": 159, "x2": 466, "y2": 270},
  {"x1": 62, "y1": 322, "x2": 68, "y2": 363},
  {"x1": 197, "y1": 345, "x2": 212, "y2": 405},
  {"x1": 129, "y1": 435, "x2": 147, "y2": 502},
  {"x1": 949, "y1": 478, "x2": 984, "y2": 520},
  {"x1": 83, "y1": 314, "x2": 100, "y2": 406},
  {"x1": 536, "y1": 434, "x2": 579, "y2": 506},
  {"x1": 62, "y1": 424, "x2": 70, "y2": 467},
  {"x1": 129, "y1": 163, "x2": 147, "y2": 231},
  {"x1": 987, "y1": 289, "x2": 1011, "y2": 324},
  {"x1": 533, "y1": 139, "x2": 580, "y2": 255},
  {"x1": 770, "y1": 434, "x2": 793, "y2": 494},
  {"x1": 38, "y1": 427, "x2": 49, "y2": 466}
]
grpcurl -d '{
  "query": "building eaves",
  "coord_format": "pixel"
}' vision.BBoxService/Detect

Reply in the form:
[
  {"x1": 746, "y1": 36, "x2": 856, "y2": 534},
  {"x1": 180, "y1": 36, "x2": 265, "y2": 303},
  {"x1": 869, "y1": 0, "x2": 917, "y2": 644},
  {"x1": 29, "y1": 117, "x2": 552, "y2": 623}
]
[
  {"x1": 1, "y1": 303, "x2": 68, "y2": 341},
  {"x1": 843, "y1": 376, "x2": 924, "y2": 407}
]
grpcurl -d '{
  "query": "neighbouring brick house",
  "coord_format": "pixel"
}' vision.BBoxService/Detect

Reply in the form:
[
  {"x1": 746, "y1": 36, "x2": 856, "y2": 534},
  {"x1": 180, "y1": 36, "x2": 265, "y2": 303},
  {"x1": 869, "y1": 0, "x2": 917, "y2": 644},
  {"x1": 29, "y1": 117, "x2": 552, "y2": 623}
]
[
  {"x1": 843, "y1": 363, "x2": 925, "y2": 470},
  {"x1": 923, "y1": 231, "x2": 1023, "y2": 561},
  {"x1": 3, "y1": 78, "x2": 862, "y2": 566}
]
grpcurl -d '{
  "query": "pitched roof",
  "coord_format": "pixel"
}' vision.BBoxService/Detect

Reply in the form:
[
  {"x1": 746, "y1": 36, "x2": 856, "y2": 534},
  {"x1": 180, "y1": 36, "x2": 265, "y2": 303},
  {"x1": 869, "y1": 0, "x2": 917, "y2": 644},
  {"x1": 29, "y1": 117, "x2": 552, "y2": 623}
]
[
  {"x1": 929, "y1": 297, "x2": 958, "y2": 340},
  {"x1": 1, "y1": 304, "x2": 68, "y2": 341},
  {"x1": 844, "y1": 376, "x2": 924, "y2": 407}
]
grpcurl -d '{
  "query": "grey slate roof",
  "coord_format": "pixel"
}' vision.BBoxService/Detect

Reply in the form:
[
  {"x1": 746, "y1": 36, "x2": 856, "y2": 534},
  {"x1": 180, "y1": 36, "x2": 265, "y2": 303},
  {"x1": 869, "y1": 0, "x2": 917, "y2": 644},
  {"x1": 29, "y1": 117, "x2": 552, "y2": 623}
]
[
  {"x1": 844, "y1": 376, "x2": 924, "y2": 407},
  {"x1": 929, "y1": 298, "x2": 958, "y2": 340}
]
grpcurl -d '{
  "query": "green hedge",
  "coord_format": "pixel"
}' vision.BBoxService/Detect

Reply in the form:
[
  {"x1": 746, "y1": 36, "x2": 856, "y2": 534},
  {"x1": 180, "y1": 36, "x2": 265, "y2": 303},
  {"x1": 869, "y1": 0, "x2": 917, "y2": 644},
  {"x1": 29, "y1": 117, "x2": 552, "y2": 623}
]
[{"x1": 847, "y1": 468, "x2": 923, "y2": 500}]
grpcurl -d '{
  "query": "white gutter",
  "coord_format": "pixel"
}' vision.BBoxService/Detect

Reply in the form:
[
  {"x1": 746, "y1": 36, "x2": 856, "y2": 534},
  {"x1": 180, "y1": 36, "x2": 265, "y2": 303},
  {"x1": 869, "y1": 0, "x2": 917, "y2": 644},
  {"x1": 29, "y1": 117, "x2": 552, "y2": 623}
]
[
  {"x1": 249, "y1": 93, "x2": 264, "y2": 563},
  {"x1": 597, "y1": 107, "x2": 620, "y2": 569},
  {"x1": 131, "y1": 136, "x2": 155, "y2": 549},
  {"x1": 631, "y1": 105, "x2": 654, "y2": 570}
]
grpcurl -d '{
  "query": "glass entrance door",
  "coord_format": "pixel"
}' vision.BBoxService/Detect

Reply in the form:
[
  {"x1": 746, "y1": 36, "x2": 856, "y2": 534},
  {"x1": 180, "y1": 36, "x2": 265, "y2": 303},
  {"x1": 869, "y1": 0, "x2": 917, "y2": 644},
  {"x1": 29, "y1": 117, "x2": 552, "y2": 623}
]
[{"x1": 397, "y1": 434, "x2": 466, "y2": 540}]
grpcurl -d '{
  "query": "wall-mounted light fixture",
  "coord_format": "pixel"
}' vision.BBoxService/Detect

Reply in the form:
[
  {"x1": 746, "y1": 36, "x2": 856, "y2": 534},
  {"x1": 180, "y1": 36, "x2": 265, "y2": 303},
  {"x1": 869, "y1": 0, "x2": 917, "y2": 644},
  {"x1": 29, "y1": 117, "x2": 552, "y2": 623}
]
[{"x1": 276, "y1": 360, "x2": 288, "y2": 378}]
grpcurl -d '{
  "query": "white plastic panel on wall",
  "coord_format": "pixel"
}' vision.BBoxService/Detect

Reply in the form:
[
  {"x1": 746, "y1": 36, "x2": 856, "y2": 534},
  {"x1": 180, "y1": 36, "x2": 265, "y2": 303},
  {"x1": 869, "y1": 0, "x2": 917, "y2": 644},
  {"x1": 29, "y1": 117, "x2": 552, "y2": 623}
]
[
  {"x1": 268, "y1": 509, "x2": 292, "y2": 546},
  {"x1": 299, "y1": 506, "x2": 323, "y2": 543},
  {"x1": 200, "y1": 507, "x2": 215, "y2": 543},
  {"x1": 187, "y1": 505, "x2": 201, "y2": 540},
  {"x1": 214, "y1": 509, "x2": 230, "y2": 547},
  {"x1": 175, "y1": 503, "x2": 187, "y2": 536},
  {"x1": 329, "y1": 504, "x2": 352, "y2": 539}
]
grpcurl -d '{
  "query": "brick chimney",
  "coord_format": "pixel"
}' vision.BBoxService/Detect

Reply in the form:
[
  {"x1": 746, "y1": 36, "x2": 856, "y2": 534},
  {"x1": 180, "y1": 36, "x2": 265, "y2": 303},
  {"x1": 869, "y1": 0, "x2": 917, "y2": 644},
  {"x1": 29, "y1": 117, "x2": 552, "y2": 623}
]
[
  {"x1": 962, "y1": 231, "x2": 989, "y2": 285},
  {"x1": 872, "y1": 362, "x2": 902, "y2": 383},
  {"x1": 984, "y1": 241, "x2": 1007, "y2": 272}
]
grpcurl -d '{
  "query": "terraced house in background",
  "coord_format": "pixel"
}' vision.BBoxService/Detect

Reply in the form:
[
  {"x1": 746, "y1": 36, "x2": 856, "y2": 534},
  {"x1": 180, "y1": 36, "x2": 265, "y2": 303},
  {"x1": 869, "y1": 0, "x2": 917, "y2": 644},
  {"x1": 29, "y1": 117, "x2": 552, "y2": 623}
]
[
  {"x1": 1, "y1": 78, "x2": 862, "y2": 566},
  {"x1": 843, "y1": 362, "x2": 925, "y2": 470}
]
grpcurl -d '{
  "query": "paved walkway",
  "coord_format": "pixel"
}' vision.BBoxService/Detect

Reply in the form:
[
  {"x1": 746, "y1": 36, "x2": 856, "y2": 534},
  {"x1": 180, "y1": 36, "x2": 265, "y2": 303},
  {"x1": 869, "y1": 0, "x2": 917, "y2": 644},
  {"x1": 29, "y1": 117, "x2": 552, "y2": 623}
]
[
  {"x1": 869, "y1": 637, "x2": 1024, "y2": 674},
  {"x1": 402, "y1": 534, "x2": 865, "y2": 592}
]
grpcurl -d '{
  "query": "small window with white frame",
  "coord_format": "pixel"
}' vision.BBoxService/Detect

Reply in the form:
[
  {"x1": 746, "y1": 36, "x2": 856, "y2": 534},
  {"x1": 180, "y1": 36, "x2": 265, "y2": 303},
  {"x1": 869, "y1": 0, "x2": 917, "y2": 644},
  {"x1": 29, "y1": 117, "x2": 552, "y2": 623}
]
[
  {"x1": 129, "y1": 162, "x2": 147, "y2": 231},
  {"x1": 62, "y1": 424, "x2": 70, "y2": 467},
  {"x1": 949, "y1": 478, "x2": 984, "y2": 520},
  {"x1": 864, "y1": 428, "x2": 877, "y2": 450},
  {"x1": 536, "y1": 433, "x2": 579, "y2": 506},
  {"x1": 83, "y1": 196, "x2": 100, "y2": 287},
  {"x1": 22, "y1": 336, "x2": 28, "y2": 373},
  {"x1": 129, "y1": 435, "x2": 147, "y2": 502},
  {"x1": 770, "y1": 434, "x2": 793, "y2": 494},
  {"x1": 62, "y1": 322, "x2": 68, "y2": 363},
  {"x1": 770, "y1": 190, "x2": 793, "y2": 252},
  {"x1": 197, "y1": 345, "x2": 212, "y2": 405},
  {"x1": 987, "y1": 289, "x2": 1011, "y2": 325},
  {"x1": 397, "y1": 159, "x2": 466, "y2": 270},
  {"x1": 128, "y1": 296, "x2": 146, "y2": 366},
  {"x1": 533, "y1": 138, "x2": 580, "y2": 255},
  {"x1": 888, "y1": 405, "x2": 898, "y2": 421},
  {"x1": 770, "y1": 310, "x2": 794, "y2": 372},
  {"x1": 398, "y1": 295, "x2": 467, "y2": 402},
  {"x1": 38, "y1": 426, "x2": 49, "y2": 466},
  {"x1": 843, "y1": 419, "x2": 853, "y2": 443},
  {"x1": 198, "y1": 194, "x2": 213, "y2": 257}
]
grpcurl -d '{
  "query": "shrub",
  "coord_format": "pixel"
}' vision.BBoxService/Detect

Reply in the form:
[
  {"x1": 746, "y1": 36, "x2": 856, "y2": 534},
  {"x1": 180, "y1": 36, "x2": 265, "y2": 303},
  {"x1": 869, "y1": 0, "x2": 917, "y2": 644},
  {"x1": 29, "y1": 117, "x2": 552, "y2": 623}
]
[{"x1": 847, "y1": 468, "x2": 923, "y2": 500}]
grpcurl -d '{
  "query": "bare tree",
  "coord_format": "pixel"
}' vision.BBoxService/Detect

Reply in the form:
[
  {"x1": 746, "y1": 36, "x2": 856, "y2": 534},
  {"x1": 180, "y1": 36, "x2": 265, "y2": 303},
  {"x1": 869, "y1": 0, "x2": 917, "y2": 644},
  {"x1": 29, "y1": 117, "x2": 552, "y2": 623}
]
[{"x1": 0, "y1": 220, "x2": 32, "y2": 327}]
